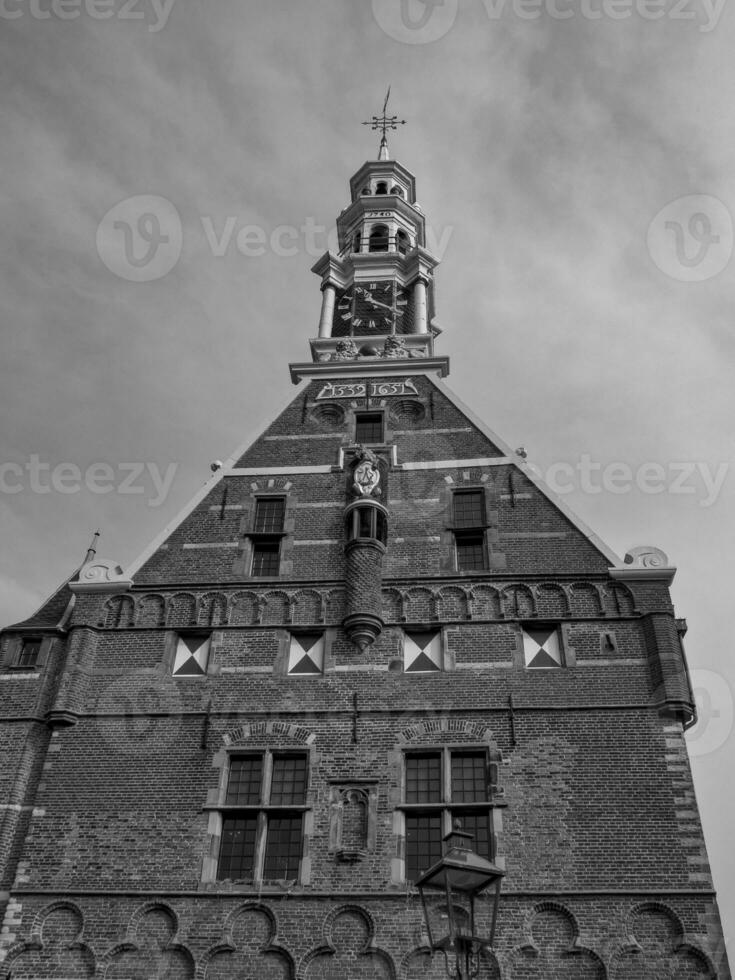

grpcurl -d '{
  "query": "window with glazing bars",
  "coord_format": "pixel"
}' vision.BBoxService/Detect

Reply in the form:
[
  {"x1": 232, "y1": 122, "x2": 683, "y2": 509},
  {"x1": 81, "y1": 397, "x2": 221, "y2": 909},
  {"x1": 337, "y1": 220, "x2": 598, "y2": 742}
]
[
  {"x1": 251, "y1": 540, "x2": 280, "y2": 577},
  {"x1": 453, "y1": 490, "x2": 485, "y2": 527},
  {"x1": 403, "y1": 750, "x2": 491, "y2": 882},
  {"x1": 16, "y1": 639, "x2": 42, "y2": 668},
  {"x1": 452, "y1": 490, "x2": 487, "y2": 571},
  {"x1": 254, "y1": 497, "x2": 285, "y2": 533},
  {"x1": 218, "y1": 753, "x2": 307, "y2": 882},
  {"x1": 354, "y1": 412, "x2": 384, "y2": 443},
  {"x1": 455, "y1": 533, "x2": 487, "y2": 571}
]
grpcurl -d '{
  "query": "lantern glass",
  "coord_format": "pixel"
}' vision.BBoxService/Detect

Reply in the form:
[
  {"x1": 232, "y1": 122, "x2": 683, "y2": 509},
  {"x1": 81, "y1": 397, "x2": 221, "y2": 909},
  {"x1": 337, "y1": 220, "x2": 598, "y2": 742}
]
[{"x1": 415, "y1": 833, "x2": 505, "y2": 964}]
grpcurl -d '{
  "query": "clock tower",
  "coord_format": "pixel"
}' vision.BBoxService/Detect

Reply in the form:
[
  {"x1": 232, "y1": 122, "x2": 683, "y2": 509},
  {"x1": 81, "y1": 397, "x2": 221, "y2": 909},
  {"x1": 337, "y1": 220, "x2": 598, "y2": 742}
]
[{"x1": 310, "y1": 135, "x2": 439, "y2": 362}]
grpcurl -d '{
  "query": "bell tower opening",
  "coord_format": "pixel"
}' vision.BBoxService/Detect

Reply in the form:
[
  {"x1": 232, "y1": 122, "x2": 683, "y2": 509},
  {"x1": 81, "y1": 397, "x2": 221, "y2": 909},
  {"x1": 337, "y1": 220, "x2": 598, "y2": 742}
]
[{"x1": 369, "y1": 225, "x2": 390, "y2": 252}]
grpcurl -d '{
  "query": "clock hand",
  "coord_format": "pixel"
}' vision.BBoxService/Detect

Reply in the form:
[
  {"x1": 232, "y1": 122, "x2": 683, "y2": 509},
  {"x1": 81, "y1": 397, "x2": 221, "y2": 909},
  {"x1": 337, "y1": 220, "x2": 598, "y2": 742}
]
[{"x1": 361, "y1": 290, "x2": 396, "y2": 314}]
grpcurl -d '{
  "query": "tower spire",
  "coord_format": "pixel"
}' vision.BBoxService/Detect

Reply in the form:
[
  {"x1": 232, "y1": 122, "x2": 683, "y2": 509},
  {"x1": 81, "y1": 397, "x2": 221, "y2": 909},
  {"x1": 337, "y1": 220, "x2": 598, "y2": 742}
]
[{"x1": 362, "y1": 87, "x2": 405, "y2": 161}]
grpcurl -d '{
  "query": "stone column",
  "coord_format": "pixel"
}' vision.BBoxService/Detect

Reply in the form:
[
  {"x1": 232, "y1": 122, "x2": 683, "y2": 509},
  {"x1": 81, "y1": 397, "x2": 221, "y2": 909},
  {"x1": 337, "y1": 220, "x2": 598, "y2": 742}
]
[
  {"x1": 412, "y1": 278, "x2": 427, "y2": 334},
  {"x1": 318, "y1": 284, "x2": 337, "y2": 338}
]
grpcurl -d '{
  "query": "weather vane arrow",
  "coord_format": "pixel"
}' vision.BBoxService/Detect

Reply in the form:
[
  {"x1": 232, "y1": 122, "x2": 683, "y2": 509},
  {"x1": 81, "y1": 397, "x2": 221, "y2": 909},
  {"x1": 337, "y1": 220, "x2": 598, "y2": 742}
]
[{"x1": 362, "y1": 87, "x2": 406, "y2": 159}]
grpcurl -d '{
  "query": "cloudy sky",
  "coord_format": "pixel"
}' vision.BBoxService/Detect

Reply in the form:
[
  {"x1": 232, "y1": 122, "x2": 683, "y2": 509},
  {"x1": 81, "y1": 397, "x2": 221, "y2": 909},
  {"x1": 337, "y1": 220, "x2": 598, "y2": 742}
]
[{"x1": 2, "y1": 0, "x2": 734, "y2": 950}]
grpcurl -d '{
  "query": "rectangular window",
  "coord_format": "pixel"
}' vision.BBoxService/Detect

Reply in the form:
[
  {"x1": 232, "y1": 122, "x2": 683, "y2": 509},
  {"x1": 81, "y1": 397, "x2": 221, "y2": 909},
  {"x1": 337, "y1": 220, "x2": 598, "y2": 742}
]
[
  {"x1": 225, "y1": 756, "x2": 263, "y2": 805},
  {"x1": 254, "y1": 497, "x2": 285, "y2": 533},
  {"x1": 270, "y1": 755, "x2": 307, "y2": 804},
  {"x1": 354, "y1": 412, "x2": 384, "y2": 443},
  {"x1": 405, "y1": 813, "x2": 443, "y2": 880},
  {"x1": 219, "y1": 815, "x2": 258, "y2": 880},
  {"x1": 16, "y1": 639, "x2": 42, "y2": 669},
  {"x1": 251, "y1": 540, "x2": 281, "y2": 577},
  {"x1": 405, "y1": 753, "x2": 442, "y2": 804},
  {"x1": 402, "y1": 748, "x2": 492, "y2": 882},
  {"x1": 455, "y1": 533, "x2": 487, "y2": 571},
  {"x1": 451, "y1": 751, "x2": 487, "y2": 802},
  {"x1": 454, "y1": 809, "x2": 492, "y2": 861},
  {"x1": 263, "y1": 815, "x2": 303, "y2": 879},
  {"x1": 248, "y1": 496, "x2": 287, "y2": 579},
  {"x1": 218, "y1": 751, "x2": 308, "y2": 883},
  {"x1": 453, "y1": 490, "x2": 485, "y2": 527},
  {"x1": 451, "y1": 489, "x2": 488, "y2": 572}
]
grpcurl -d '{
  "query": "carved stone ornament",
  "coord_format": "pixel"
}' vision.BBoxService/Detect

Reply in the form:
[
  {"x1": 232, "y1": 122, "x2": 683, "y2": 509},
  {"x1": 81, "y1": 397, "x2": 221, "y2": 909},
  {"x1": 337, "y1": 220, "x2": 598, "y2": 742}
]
[
  {"x1": 352, "y1": 447, "x2": 381, "y2": 497},
  {"x1": 624, "y1": 545, "x2": 669, "y2": 569},
  {"x1": 330, "y1": 339, "x2": 359, "y2": 361},
  {"x1": 380, "y1": 335, "x2": 423, "y2": 358},
  {"x1": 69, "y1": 558, "x2": 133, "y2": 593}
]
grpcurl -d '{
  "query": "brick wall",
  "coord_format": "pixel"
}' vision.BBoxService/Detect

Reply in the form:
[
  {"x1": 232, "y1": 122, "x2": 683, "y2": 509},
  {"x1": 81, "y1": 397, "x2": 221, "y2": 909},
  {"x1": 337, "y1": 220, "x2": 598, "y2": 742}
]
[{"x1": 0, "y1": 370, "x2": 728, "y2": 978}]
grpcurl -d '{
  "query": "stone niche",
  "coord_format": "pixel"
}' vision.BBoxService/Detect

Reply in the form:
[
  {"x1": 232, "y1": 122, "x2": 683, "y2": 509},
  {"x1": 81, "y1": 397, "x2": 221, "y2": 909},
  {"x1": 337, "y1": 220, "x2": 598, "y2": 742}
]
[{"x1": 328, "y1": 783, "x2": 378, "y2": 863}]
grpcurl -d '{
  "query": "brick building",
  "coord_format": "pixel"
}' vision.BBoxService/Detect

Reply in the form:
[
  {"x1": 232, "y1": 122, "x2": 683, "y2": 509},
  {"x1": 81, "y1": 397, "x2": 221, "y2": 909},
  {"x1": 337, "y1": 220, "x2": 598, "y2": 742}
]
[{"x1": 0, "y1": 136, "x2": 730, "y2": 978}]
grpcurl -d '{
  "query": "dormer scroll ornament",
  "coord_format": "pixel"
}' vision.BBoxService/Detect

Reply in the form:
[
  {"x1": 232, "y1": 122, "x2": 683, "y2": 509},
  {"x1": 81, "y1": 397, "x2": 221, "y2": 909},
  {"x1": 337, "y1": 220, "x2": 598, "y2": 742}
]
[
  {"x1": 352, "y1": 447, "x2": 381, "y2": 497},
  {"x1": 624, "y1": 546, "x2": 669, "y2": 568},
  {"x1": 69, "y1": 558, "x2": 133, "y2": 593}
]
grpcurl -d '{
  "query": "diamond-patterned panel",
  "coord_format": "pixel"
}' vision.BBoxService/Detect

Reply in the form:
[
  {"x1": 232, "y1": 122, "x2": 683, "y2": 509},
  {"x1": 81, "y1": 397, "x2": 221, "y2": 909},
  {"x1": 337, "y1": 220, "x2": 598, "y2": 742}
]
[
  {"x1": 173, "y1": 634, "x2": 210, "y2": 675},
  {"x1": 404, "y1": 630, "x2": 442, "y2": 672},
  {"x1": 288, "y1": 633, "x2": 325, "y2": 675},
  {"x1": 522, "y1": 626, "x2": 562, "y2": 668}
]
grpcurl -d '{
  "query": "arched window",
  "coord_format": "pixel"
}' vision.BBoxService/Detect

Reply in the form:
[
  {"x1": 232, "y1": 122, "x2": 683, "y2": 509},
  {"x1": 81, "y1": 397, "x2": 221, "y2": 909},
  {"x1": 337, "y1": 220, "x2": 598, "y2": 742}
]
[
  {"x1": 396, "y1": 230, "x2": 409, "y2": 254},
  {"x1": 375, "y1": 181, "x2": 388, "y2": 195},
  {"x1": 369, "y1": 225, "x2": 389, "y2": 252}
]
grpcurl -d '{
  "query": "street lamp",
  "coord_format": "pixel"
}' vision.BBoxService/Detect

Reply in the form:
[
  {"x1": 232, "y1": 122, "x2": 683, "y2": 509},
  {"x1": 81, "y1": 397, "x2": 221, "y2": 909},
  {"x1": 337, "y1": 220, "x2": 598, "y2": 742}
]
[{"x1": 414, "y1": 822, "x2": 505, "y2": 980}]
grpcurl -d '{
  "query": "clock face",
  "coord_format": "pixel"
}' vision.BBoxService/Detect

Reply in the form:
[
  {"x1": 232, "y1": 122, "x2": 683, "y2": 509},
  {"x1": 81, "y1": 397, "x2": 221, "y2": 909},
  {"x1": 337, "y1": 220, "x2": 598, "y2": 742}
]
[{"x1": 332, "y1": 280, "x2": 410, "y2": 337}]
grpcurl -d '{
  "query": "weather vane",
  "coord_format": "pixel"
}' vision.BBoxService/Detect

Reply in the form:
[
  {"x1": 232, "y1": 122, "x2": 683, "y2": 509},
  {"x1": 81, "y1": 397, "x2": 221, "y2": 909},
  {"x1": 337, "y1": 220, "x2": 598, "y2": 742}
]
[{"x1": 362, "y1": 88, "x2": 405, "y2": 158}]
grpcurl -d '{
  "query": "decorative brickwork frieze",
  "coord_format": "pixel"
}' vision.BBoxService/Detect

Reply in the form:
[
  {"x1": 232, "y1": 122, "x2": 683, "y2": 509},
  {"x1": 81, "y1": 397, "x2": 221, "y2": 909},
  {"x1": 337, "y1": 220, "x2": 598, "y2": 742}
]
[
  {"x1": 299, "y1": 906, "x2": 395, "y2": 980},
  {"x1": 610, "y1": 902, "x2": 717, "y2": 979},
  {"x1": 82, "y1": 579, "x2": 637, "y2": 635},
  {"x1": 508, "y1": 903, "x2": 605, "y2": 979},
  {"x1": 200, "y1": 902, "x2": 294, "y2": 979},
  {"x1": 103, "y1": 902, "x2": 195, "y2": 979},
  {"x1": 1, "y1": 901, "x2": 96, "y2": 977}
]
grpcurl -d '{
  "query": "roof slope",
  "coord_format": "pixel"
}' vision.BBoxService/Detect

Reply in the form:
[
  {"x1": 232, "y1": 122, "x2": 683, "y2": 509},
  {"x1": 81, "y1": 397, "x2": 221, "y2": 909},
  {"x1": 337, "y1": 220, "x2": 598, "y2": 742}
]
[{"x1": 127, "y1": 370, "x2": 619, "y2": 586}]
